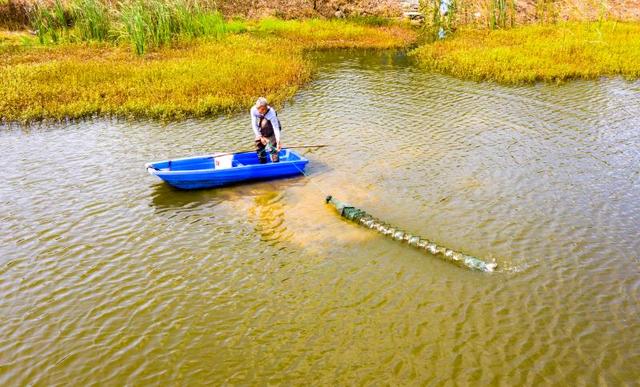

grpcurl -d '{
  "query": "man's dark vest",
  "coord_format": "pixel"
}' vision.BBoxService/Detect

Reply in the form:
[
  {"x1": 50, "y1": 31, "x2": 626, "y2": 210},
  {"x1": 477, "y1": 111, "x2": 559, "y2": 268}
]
[{"x1": 258, "y1": 107, "x2": 282, "y2": 137}]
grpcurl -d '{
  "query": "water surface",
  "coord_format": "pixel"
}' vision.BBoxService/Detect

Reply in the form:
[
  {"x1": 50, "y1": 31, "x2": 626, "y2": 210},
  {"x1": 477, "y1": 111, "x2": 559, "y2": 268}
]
[{"x1": 1, "y1": 51, "x2": 639, "y2": 384}]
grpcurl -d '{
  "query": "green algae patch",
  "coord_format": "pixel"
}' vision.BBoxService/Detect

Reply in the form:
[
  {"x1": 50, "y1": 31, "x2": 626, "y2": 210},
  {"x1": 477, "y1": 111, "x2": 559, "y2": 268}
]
[{"x1": 411, "y1": 22, "x2": 640, "y2": 84}]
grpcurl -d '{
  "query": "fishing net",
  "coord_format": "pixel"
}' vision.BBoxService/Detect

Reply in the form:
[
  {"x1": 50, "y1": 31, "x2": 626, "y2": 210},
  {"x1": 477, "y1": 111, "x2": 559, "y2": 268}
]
[{"x1": 326, "y1": 195, "x2": 497, "y2": 272}]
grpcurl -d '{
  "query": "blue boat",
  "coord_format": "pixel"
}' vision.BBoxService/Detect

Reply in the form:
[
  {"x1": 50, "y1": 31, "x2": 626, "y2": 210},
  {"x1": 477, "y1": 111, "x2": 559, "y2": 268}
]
[{"x1": 145, "y1": 149, "x2": 309, "y2": 190}]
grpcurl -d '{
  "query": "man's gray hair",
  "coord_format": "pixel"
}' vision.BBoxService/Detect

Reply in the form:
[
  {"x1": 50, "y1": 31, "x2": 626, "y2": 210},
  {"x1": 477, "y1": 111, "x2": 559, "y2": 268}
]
[{"x1": 255, "y1": 97, "x2": 268, "y2": 107}]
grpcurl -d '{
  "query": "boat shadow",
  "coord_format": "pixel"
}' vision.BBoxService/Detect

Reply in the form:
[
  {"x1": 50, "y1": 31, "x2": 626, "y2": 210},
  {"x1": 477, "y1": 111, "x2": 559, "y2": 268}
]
[{"x1": 148, "y1": 174, "x2": 313, "y2": 212}]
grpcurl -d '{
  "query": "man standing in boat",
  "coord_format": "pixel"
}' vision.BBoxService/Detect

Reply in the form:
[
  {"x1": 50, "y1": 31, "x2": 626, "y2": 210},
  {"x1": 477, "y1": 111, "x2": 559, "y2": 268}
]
[{"x1": 251, "y1": 97, "x2": 282, "y2": 164}]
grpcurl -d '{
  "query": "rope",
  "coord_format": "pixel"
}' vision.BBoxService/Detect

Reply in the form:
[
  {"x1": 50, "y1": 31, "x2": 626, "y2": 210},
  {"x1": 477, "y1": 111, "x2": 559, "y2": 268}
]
[{"x1": 285, "y1": 147, "x2": 329, "y2": 198}]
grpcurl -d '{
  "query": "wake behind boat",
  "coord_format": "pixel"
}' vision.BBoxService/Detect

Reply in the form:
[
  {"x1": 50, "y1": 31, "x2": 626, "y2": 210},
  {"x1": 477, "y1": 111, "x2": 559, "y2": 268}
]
[{"x1": 146, "y1": 149, "x2": 309, "y2": 190}]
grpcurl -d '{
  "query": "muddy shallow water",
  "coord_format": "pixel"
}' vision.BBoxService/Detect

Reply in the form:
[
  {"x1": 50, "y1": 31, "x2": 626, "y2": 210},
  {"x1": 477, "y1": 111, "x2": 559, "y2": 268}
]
[{"x1": 1, "y1": 51, "x2": 639, "y2": 384}]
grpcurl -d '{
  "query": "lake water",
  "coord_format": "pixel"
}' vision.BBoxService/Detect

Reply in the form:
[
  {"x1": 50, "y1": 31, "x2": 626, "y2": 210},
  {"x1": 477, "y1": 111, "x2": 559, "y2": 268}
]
[{"x1": 1, "y1": 51, "x2": 639, "y2": 384}]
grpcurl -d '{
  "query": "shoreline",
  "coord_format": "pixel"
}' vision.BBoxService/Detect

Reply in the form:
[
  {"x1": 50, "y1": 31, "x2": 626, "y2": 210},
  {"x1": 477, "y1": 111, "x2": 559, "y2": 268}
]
[
  {"x1": 0, "y1": 19, "x2": 416, "y2": 123},
  {"x1": 2, "y1": 14, "x2": 639, "y2": 123}
]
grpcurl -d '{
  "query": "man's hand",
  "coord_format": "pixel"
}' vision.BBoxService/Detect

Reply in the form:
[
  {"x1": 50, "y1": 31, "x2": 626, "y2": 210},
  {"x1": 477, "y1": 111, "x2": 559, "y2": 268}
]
[
  {"x1": 260, "y1": 137, "x2": 268, "y2": 146},
  {"x1": 277, "y1": 142, "x2": 282, "y2": 151}
]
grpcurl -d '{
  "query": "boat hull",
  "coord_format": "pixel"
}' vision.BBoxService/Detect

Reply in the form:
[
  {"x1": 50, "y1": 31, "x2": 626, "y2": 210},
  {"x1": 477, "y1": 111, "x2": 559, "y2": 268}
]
[{"x1": 146, "y1": 150, "x2": 309, "y2": 190}]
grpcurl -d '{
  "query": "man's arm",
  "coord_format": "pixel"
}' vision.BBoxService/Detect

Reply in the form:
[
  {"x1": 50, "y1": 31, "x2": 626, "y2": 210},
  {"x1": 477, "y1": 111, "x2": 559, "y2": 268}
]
[
  {"x1": 267, "y1": 110, "x2": 281, "y2": 144},
  {"x1": 250, "y1": 108, "x2": 261, "y2": 139}
]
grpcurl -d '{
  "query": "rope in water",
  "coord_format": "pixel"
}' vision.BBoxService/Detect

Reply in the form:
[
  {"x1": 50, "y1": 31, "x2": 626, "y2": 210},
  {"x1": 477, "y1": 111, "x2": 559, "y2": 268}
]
[{"x1": 283, "y1": 146, "x2": 331, "y2": 196}]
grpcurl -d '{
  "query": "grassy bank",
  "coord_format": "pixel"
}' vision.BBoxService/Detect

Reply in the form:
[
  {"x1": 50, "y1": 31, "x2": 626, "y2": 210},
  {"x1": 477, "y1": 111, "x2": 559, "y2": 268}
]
[
  {"x1": 0, "y1": 35, "x2": 310, "y2": 121},
  {"x1": 411, "y1": 21, "x2": 640, "y2": 84},
  {"x1": 4, "y1": 0, "x2": 403, "y2": 55},
  {"x1": 0, "y1": 19, "x2": 415, "y2": 122}
]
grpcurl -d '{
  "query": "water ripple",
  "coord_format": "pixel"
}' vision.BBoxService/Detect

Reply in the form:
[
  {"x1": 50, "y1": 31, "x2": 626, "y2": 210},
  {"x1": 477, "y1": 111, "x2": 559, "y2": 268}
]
[{"x1": 1, "y1": 51, "x2": 639, "y2": 384}]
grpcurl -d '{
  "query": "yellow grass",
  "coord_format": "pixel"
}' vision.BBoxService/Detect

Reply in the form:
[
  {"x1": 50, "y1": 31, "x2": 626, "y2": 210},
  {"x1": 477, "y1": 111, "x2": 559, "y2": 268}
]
[
  {"x1": 411, "y1": 21, "x2": 640, "y2": 84},
  {"x1": 0, "y1": 20, "x2": 416, "y2": 122},
  {"x1": 255, "y1": 18, "x2": 415, "y2": 49}
]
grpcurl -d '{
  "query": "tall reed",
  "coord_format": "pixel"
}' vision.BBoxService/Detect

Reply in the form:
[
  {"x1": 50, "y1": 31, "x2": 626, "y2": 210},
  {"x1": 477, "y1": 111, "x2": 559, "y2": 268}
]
[
  {"x1": 71, "y1": 0, "x2": 111, "y2": 41},
  {"x1": 488, "y1": 0, "x2": 516, "y2": 29},
  {"x1": 535, "y1": 0, "x2": 558, "y2": 24},
  {"x1": 28, "y1": 0, "x2": 240, "y2": 54},
  {"x1": 118, "y1": 0, "x2": 148, "y2": 54},
  {"x1": 420, "y1": 0, "x2": 459, "y2": 40},
  {"x1": 31, "y1": 0, "x2": 68, "y2": 43}
]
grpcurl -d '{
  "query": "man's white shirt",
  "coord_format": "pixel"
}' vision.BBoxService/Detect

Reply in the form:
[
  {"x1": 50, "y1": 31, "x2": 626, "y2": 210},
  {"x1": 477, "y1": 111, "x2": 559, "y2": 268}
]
[{"x1": 250, "y1": 106, "x2": 281, "y2": 142}]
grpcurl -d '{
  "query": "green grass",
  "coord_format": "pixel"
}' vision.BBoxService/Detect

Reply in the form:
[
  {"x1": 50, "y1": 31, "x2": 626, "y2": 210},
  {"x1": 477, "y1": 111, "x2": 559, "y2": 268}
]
[
  {"x1": 32, "y1": 0, "x2": 69, "y2": 44},
  {"x1": 72, "y1": 0, "x2": 110, "y2": 42},
  {"x1": 20, "y1": 1, "x2": 414, "y2": 54},
  {"x1": 29, "y1": 0, "x2": 245, "y2": 54},
  {"x1": 0, "y1": 29, "x2": 36, "y2": 47},
  {"x1": 0, "y1": 19, "x2": 416, "y2": 122},
  {"x1": 347, "y1": 15, "x2": 394, "y2": 27},
  {"x1": 411, "y1": 21, "x2": 640, "y2": 84}
]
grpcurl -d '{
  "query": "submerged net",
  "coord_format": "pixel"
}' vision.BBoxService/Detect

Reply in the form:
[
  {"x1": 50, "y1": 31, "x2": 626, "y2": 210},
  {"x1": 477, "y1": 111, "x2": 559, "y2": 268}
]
[{"x1": 326, "y1": 195, "x2": 497, "y2": 273}]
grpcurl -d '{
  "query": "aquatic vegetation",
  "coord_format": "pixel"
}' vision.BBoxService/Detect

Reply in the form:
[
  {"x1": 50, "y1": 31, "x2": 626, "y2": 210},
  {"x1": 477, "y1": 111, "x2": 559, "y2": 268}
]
[
  {"x1": 2, "y1": 0, "x2": 401, "y2": 30},
  {"x1": 419, "y1": 0, "x2": 455, "y2": 40},
  {"x1": 411, "y1": 21, "x2": 640, "y2": 84},
  {"x1": 419, "y1": 0, "x2": 515, "y2": 38},
  {"x1": 0, "y1": 19, "x2": 415, "y2": 122},
  {"x1": 348, "y1": 15, "x2": 395, "y2": 27},
  {"x1": 419, "y1": 0, "x2": 515, "y2": 41},
  {"x1": 0, "y1": 2, "x2": 416, "y2": 122}
]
